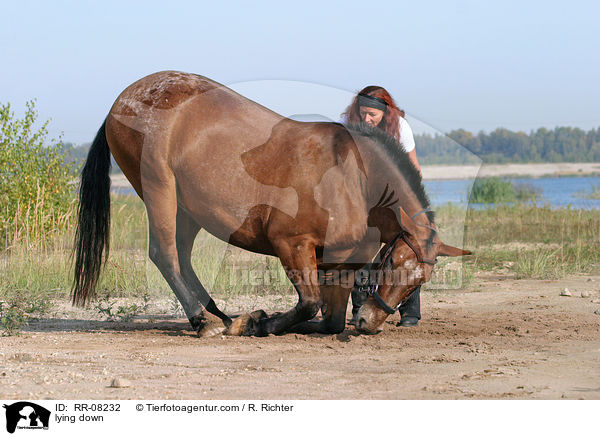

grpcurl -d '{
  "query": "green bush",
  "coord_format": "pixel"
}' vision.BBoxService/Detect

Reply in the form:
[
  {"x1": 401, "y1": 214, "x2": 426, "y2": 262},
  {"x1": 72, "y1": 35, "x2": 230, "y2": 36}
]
[
  {"x1": 0, "y1": 100, "x2": 77, "y2": 247},
  {"x1": 470, "y1": 177, "x2": 516, "y2": 203}
]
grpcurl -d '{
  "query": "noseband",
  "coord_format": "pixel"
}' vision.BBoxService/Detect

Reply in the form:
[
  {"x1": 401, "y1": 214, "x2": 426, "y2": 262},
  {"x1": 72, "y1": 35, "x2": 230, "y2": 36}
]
[{"x1": 357, "y1": 207, "x2": 437, "y2": 315}]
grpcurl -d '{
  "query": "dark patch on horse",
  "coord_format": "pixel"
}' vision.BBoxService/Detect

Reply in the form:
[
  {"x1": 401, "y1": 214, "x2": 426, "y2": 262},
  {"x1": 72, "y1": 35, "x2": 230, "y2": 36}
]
[
  {"x1": 374, "y1": 184, "x2": 399, "y2": 209},
  {"x1": 121, "y1": 71, "x2": 222, "y2": 112},
  {"x1": 241, "y1": 119, "x2": 367, "y2": 190}
]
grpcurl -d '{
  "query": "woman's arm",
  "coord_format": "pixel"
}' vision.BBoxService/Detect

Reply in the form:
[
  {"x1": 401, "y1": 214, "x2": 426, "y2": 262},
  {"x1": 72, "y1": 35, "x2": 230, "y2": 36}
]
[
  {"x1": 407, "y1": 149, "x2": 421, "y2": 174},
  {"x1": 399, "y1": 118, "x2": 422, "y2": 175}
]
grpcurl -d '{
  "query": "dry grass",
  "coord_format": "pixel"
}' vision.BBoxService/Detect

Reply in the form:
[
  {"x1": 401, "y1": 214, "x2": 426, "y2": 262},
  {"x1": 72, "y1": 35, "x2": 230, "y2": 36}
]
[{"x1": 1, "y1": 194, "x2": 598, "y2": 334}]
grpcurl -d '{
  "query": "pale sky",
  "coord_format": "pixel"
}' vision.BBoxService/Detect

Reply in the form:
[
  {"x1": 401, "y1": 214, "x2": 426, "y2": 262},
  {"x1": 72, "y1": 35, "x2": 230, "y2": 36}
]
[{"x1": 1, "y1": 0, "x2": 598, "y2": 143}]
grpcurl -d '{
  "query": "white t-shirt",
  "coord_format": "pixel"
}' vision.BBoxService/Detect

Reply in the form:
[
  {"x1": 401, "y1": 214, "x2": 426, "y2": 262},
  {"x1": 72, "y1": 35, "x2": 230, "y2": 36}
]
[
  {"x1": 338, "y1": 116, "x2": 416, "y2": 153},
  {"x1": 398, "y1": 117, "x2": 415, "y2": 153}
]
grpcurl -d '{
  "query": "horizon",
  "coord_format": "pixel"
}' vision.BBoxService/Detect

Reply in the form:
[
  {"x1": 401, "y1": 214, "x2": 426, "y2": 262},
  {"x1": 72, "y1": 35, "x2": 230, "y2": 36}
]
[{"x1": 60, "y1": 120, "x2": 598, "y2": 147}]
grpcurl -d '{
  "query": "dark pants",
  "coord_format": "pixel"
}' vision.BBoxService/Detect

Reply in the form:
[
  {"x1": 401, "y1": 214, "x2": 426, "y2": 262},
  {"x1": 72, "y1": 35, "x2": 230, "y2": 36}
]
[
  {"x1": 398, "y1": 286, "x2": 421, "y2": 319},
  {"x1": 351, "y1": 285, "x2": 421, "y2": 319}
]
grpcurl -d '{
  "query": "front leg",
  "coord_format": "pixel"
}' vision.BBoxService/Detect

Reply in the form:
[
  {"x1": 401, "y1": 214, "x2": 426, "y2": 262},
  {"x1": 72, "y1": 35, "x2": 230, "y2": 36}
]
[
  {"x1": 288, "y1": 283, "x2": 353, "y2": 334},
  {"x1": 228, "y1": 237, "x2": 322, "y2": 336}
]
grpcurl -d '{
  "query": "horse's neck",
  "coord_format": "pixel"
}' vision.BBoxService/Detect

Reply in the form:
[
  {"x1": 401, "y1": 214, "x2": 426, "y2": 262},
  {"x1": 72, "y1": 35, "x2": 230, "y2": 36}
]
[{"x1": 366, "y1": 162, "x2": 425, "y2": 243}]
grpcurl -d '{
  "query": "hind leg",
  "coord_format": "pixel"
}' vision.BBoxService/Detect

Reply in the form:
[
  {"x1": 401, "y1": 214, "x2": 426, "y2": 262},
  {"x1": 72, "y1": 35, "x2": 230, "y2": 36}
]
[
  {"x1": 176, "y1": 207, "x2": 232, "y2": 329},
  {"x1": 141, "y1": 171, "x2": 214, "y2": 333}
]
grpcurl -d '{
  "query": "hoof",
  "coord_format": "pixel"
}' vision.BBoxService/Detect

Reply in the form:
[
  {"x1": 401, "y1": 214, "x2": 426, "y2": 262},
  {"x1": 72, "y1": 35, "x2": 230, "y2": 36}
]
[
  {"x1": 243, "y1": 310, "x2": 269, "y2": 336},
  {"x1": 192, "y1": 313, "x2": 226, "y2": 337},
  {"x1": 225, "y1": 311, "x2": 268, "y2": 336},
  {"x1": 222, "y1": 316, "x2": 233, "y2": 328},
  {"x1": 189, "y1": 314, "x2": 207, "y2": 333},
  {"x1": 226, "y1": 314, "x2": 251, "y2": 336}
]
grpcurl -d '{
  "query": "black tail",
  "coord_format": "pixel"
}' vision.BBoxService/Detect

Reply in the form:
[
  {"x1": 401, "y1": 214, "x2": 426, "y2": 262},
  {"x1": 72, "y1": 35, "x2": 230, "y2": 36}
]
[{"x1": 72, "y1": 119, "x2": 112, "y2": 306}]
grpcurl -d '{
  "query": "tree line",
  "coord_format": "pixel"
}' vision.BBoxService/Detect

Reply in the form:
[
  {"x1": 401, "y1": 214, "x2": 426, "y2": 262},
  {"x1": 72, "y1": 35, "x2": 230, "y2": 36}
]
[
  {"x1": 64, "y1": 125, "x2": 600, "y2": 168},
  {"x1": 416, "y1": 126, "x2": 600, "y2": 165}
]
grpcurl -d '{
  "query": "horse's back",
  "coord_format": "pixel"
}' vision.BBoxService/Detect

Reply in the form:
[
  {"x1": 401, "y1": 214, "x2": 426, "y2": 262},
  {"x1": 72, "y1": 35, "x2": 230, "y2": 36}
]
[
  {"x1": 104, "y1": 71, "x2": 280, "y2": 197},
  {"x1": 103, "y1": 71, "x2": 368, "y2": 255}
]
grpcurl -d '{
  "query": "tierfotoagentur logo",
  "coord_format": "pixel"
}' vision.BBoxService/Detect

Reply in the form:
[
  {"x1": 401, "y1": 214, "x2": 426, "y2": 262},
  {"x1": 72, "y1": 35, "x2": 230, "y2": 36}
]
[{"x1": 2, "y1": 402, "x2": 50, "y2": 434}]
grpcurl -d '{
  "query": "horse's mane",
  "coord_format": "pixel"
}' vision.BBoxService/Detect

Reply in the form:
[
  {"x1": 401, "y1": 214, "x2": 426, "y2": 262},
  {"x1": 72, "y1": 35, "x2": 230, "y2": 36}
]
[{"x1": 345, "y1": 122, "x2": 434, "y2": 223}]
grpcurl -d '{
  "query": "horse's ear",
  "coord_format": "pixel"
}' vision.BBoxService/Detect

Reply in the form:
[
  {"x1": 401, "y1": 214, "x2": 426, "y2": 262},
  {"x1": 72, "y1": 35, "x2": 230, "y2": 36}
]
[
  {"x1": 397, "y1": 207, "x2": 418, "y2": 236},
  {"x1": 437, "y1": 243, "x2": 471, "y2": 257}
]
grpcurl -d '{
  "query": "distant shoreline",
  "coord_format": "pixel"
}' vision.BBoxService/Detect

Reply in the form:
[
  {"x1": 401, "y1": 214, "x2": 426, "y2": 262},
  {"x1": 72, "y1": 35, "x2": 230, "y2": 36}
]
[
  {"x1": 421, "y1": 162, "x2": 600, "y2": 180},
  {"x1": 110, "y1": 162, "x2": 600, "y2": 188}
]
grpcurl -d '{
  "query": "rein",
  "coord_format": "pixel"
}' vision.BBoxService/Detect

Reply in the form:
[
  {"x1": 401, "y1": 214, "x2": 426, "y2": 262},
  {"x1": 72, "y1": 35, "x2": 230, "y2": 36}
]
[
  {"x1": 357, "y1": 207, "x2": 437, "y2": 315},
  {"x1": 410, "y1": 206, "x2": 431, "y2": 220}
]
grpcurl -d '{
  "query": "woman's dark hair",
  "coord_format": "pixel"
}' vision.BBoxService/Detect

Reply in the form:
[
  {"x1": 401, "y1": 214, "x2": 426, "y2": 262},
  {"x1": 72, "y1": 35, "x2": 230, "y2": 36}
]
[{"x1": 342, "y1": 85, "x2": 405, "y2": 140}]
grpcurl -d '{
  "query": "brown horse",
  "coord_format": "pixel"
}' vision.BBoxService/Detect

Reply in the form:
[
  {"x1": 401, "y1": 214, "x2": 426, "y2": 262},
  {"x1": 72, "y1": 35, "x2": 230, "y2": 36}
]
[{"x1": 73, "y1": 71, "x2": 469, "y2": 336}]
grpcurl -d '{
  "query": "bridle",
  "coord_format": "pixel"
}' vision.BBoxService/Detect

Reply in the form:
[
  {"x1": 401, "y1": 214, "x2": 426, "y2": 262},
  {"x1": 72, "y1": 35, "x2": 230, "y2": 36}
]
[{"x1": 357, "y1": 207, "x2": 437, "y2": 315}]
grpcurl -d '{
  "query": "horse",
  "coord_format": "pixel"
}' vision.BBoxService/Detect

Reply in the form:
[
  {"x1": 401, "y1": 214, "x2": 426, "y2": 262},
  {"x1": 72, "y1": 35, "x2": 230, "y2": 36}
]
[{"x1": 73, "y1": 71, "x2": 469, "y2": 336}]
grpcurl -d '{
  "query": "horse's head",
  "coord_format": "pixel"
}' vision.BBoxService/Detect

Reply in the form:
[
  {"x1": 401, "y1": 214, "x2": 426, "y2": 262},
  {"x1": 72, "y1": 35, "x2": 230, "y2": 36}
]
[{"x1": 355, "y1": 207, "x2": 470, "y2": 334}]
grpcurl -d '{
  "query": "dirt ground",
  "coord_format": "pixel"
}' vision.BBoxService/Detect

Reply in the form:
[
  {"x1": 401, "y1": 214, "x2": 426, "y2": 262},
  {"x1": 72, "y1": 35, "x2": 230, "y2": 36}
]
[{"x1": 1, "y1": 274, "x2": 599, "y2": 400}]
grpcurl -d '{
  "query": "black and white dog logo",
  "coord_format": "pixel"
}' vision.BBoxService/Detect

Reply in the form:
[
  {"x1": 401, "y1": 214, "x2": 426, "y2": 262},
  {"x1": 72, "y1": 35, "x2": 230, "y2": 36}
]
[{"x1": 3, "y1": 402, "x2": 50, "y2": 434}]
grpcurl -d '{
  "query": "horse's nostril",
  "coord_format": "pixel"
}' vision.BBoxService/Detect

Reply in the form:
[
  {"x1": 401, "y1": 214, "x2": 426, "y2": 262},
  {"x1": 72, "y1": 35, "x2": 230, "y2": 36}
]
[{"x1": 357, "y1": 318, "x2": 367, "y2": 331}]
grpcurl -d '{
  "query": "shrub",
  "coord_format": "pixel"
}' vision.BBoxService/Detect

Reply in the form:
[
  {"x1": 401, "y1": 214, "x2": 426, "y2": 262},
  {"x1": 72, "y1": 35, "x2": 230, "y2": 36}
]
[
  {"x1": 0, "y1": 100, "x2": 77, "y2": 247},
  {"x1": 470, "y1": 177, "x2": 516, "y2": 203},
  {"x1": 0, "y1": 301, "x2": 29, "y2": 336}
]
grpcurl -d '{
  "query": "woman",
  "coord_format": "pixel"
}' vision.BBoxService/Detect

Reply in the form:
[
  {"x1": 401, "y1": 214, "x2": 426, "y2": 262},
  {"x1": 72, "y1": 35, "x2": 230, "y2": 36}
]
[{"x1": 342, "y1": 85, "x2": 422, "y2": 327}]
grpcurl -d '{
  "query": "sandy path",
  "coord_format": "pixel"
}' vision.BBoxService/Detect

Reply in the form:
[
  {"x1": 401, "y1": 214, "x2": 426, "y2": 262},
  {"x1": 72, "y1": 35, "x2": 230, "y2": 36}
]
[{"x1": 1, "y1": 274, "x2": 599, "y2": 400}]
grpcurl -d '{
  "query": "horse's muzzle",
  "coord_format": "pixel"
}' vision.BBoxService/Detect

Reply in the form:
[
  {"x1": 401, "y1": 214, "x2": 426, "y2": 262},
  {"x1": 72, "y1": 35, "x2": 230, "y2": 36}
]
[{"x1": 354, "y1": 306, "x2": 385, "y2": 334}]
